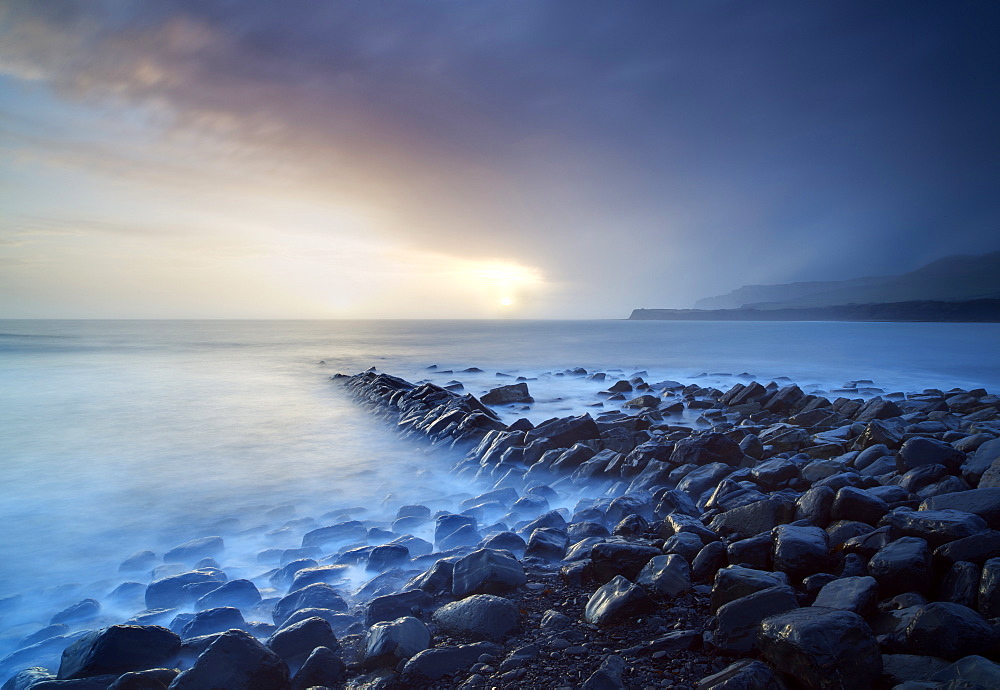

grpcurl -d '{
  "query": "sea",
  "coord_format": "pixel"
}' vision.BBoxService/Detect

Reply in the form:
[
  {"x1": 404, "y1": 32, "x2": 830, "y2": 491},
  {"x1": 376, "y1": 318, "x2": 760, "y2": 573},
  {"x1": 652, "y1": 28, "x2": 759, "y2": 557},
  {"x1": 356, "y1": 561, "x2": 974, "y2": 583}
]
[{"x1": 1, "y1": 318, "x2": 999, "y2": 674}]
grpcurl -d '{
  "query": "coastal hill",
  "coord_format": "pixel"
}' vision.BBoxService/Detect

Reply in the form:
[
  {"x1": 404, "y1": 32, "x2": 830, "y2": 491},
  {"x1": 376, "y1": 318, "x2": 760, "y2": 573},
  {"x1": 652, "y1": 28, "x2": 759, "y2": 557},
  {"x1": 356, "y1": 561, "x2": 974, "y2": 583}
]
[
  {"x1": 694, "y1": 250, "x2": 1000, "y2": 310},
  {"x1": 630, "y1": 299, "x2": 1000, "y2": 322}
]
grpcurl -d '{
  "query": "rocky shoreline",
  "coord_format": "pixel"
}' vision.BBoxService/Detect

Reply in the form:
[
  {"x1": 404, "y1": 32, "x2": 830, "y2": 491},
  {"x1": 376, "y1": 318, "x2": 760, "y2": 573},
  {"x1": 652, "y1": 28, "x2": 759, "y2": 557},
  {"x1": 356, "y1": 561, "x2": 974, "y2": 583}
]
[{"x1": 4, "y1": 367, "x2": 1000, "y2": 689}]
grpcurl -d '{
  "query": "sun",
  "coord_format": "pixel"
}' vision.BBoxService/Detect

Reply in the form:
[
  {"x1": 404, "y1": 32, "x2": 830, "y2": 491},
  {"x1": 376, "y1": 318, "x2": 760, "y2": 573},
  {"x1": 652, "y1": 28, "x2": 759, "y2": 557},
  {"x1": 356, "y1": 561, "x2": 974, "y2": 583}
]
[{"x1": 499, "y1": 296, "x2": 514, "y2": 307}]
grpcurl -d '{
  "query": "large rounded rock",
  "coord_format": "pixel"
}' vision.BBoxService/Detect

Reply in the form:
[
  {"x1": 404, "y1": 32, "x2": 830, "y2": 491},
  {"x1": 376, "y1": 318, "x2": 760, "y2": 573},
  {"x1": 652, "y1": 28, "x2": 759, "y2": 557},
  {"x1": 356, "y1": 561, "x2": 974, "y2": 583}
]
[
  {"x1": 812, "y1": 576, "x2": 878, "y2": 617},
  {"x1": 772, "y1": 525, "x2": 829, "y2": 581},
  {"x1": 272, "y1": 583, "x2": 347, "y2": 625},
  {"x1": 713, "y1": 585, "x2": 799, "y2": 654},
  {"x1": 481, "y1": 383, "x2": 532, "y2": 405},
  {"x1": 758, "y1": 607, "x2": 881, "y2": 690},
  {"x1": 364, "y1": 589, "x2": 435, "y2": 627},
  {"x1": 289, "y1": 646, "x2": 346, "y2": 690},
  {"x1": 401, "y1": 642, "x2": 502, "y2": 682},
  {"x1": 524, "y1": 528, "x2": 569, "y2": 561},
  {"x1": 830, "y1": 487, "x2": 888, "y2": 526},
  {"x1": 868, "y1": 536, "x2": 932, "y2": 596},
  {"x1": 921, "y1": 488, "x2": 1000, "y2": 529},
  {"x1": 900, "y1": 601, "x2": 1000, "y2": 660},
  {"x1": 896, "y1": 437, "x2": 965, "y2": 474},
  {"x1": 363, "y1": 616, "x2": 430, "y2": 668},
  {"x1": 710, "y1": 566, "x2": 789, "y2": 613},
  {"x1": 167, "y1": 629, "x2": 289, "y2": 689},
  {"x1": 366, "y1": 544, "x2": 409, "y2": 572},
  {"x1": 432, "y1": 595, "x2": 519, "y2": 641},
  {"x1": 670, "y1": 433, "x2": 744, "y2": 467},
  {"x1": 583, "y1": 575, "x2": 655, "y2": 625},
  {"x1": 451, "y1": 548, "x2": 527, "y2": 598},
  {"x1": 179, "y1": 607, "x2": 245, "y2": 638},
  {"x1": 636, "y1": 554, "x2": 691, "y2": 598},
  {"x1": 266, "y1": 616, "x2": 339, "y2": 667},
  {"x1": 57, "y1": 625, "x2": 181, "y2": 680},
  {"x1": 588, "y1": 542, "x2": 661, "y2": 583},
  {"x1": 145, "y1": 568, "x2": 227, "y2": 610},
  {"x1": 196, "y1": 579, "x2": 261, "y2": 610},
  {"x1": 880, "y1": 509, "x2": 987, "y2": 548}
]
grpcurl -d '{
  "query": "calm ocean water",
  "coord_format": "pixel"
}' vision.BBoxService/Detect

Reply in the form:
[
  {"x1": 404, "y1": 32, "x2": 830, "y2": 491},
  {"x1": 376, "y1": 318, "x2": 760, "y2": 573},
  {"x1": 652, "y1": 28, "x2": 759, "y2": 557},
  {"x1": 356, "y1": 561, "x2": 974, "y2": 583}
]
[{"x1": 1, "y1": 318, "x2": 999, "y2": 668}]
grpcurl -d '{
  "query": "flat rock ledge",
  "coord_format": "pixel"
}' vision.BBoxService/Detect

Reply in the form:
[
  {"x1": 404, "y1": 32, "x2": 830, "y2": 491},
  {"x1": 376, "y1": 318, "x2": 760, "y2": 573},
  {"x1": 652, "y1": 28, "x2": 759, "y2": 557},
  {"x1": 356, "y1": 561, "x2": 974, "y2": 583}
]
[{"x1": 5, "y1": 369, "x2": 1000, "y2": 690}]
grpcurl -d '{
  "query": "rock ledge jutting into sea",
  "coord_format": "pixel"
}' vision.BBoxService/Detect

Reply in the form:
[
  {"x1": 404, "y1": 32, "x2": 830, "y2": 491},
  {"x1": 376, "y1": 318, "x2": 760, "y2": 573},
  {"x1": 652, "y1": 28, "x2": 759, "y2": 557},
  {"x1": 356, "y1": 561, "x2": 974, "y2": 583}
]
[{"x1": 4, "y1": 367, "x2": 1000, "y2": 689}]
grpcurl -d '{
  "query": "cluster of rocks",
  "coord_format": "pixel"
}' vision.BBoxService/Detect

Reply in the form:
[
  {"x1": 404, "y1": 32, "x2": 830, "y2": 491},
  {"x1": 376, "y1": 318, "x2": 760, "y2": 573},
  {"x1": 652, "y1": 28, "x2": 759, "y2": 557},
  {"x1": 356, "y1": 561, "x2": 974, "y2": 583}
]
[{"x1": 5, "y1": 368, "x2": 1000, "y2": 689}]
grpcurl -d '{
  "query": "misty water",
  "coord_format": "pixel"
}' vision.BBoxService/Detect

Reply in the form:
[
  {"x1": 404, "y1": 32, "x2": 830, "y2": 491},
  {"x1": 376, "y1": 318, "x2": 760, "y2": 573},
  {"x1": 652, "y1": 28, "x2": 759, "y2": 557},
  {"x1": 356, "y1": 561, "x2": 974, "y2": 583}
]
[{"x1": 1, "y1": 318, "x2": 999, "y2": 677}]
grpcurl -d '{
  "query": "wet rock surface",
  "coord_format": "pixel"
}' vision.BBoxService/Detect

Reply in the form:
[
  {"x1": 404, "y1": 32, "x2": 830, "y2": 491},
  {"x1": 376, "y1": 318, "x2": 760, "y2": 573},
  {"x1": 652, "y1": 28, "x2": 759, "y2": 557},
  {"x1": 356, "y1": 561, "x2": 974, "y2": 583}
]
[{"x1": 4, "y1": 369, "x2": 1000, "y2": 688}]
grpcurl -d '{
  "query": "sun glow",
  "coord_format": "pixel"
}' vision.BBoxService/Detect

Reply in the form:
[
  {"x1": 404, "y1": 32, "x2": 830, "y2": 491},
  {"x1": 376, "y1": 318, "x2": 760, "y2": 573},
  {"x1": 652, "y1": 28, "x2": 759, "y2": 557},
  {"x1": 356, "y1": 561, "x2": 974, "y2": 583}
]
[{"x1": 499, "y1": 296, "x2": 514, "y2": 307}]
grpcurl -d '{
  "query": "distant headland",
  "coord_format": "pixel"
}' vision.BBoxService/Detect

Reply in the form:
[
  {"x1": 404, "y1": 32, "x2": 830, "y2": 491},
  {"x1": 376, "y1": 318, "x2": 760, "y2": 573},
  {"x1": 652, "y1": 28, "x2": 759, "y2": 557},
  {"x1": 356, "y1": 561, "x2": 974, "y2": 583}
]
[{"x1": 632, "y1": 251, "x2": 1000, "y2": 322}]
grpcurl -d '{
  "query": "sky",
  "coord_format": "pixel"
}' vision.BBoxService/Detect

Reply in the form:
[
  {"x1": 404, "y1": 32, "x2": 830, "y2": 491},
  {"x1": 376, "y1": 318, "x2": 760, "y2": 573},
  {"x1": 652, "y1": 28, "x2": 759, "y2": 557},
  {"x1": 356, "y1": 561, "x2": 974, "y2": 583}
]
[{"x1": 1, "y1": 1, "x2": 998, "y2": 319}]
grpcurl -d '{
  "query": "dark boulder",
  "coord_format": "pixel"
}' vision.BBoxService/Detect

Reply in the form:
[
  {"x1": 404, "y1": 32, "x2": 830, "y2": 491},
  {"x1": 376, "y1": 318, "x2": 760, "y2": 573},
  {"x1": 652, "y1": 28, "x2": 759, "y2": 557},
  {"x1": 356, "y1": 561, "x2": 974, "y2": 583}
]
[
  {"x1": 401, "y1": 642, "x2": 502, "y2": 682},
  {"x1": 167, "y1": 629, "x2": 289, "y2": 689},
  {"x1": 451, "y1": 548, "x2": 527, "y2": 597},
  {"x1": 830, "y1": 487, "x2": 889, "y2": 526},
  {"x1": 812, "y1": 576, "x2": 878, "y2": 617},
  {"x1": 921, "y1": 488, "x2": 1000, "y2": 529},
  {"x1": 525, "y1": 527, "x2": 569, "y2": 561},
  {"x1": 179, "y1": 607, "x2": 245, "y2": 638},
  {"x1": 196, "y1": 579, "x2": 261, "y2": 610},
  {"x1": 272, "y1": 583, "x2": 347, "y2": 625},
  {"x1": 57, "y1": 625, "x2": 181, "y2": 680},
  {"x1": 934, "y1": 530, "x2": 1000, "y2": 566},
  {"x1": 772, "y1": 525, "x2": 829, "y2": 581},
  {"x1": 968, "y1": 438, "x2": 1000, "y2": 486},
  {"x1": 727, "y1": 533, "x2": 773, "y2": 571},
  {"x1": 636, "y1": 554, "x2": 691, "y2": 598},
  {"x1": 896, "y1": 437, "x2": 966, "y2": 474},
  {"x1": 939, "y1": 561, "x2": 980, "y2": 608},
  {"x1": 670, "y1": 433, "x2": 744, "y2": 467},
  {"x1": 584, "y1": 575, "x2": 655, "y2": 625},
  {"x1": 481, "y1": 383, "x2": 533, "y2": 405},
  {"x1": 290, "y1": 646, "x2": 346, "y2": 690},
  {"x1": 589, "y1": 542, "x2": 662, "y2": 583},
  {"x1": 868, "y1": 536, "x2": 932, "y2": 596},
  {"x1": 713, "y1": 585, "x2": 799, "y2": 654},
  {"x1": 710, "y1": 497, "x2": 792, "y2": 540},
  {"x1": 266, "y1": 616, "x2": 338, "y2": 668},
  {"x1": 364, "y1": 589, "x2": 435, "y2": 626},
  {"x1": 880, "y1": 509, "x2": 987, "y2": 548},
  {"x1": 794, "y1": 486, "x2": 836, "y2": 528},
  {"x1": 362, "y1": 616, "x2": 430, "y2": 668},
  {"x1": 692, "y1": 541, "x2": 729, "y2": 584},
  {"x1": 525, "y1": 414, "x2": 600, "y2": 448},
  {"x1": 899, "y1": 602, "x2": 1000, "y2": 661},
  {"x1": 750, "y1": 458, "x2": 799, "y2": 490},
  {"x1": 710, "y1": 566, "x2": 789, "y2": 614},
  {"x1": 758, "y1": 607, "x2": 881, "y2": 690},
  {"x1": 366, "y1": 544, "x2": 409, "y2": 572},
  {"x1": 145, "y1": 569, "x2": 227, "y2": 610},
  {"x1": 432, "y1": 595, "x2": 519, "y2": 641}
]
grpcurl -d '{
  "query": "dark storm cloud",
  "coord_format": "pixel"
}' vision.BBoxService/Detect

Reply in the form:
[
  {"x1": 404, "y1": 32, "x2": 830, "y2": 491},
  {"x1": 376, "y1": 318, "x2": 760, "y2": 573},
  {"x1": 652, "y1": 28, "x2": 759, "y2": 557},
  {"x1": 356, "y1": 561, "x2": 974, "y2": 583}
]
[{"x1": 2, "y1": 0, "x2": 998, "y2": 308}]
